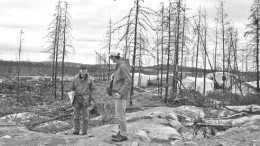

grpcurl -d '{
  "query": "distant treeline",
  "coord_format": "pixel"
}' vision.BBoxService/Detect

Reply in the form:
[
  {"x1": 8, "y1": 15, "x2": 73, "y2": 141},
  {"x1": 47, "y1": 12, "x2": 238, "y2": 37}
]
[
  {"x1": 141, "y1": 64, "x2": 214, "y2": 75},
  {"x1": 0, "y1": 60, "x2": 95, "y2": 77},
  {"x1": 0, "y1": 60, "x2": 257, "y2": 81}
]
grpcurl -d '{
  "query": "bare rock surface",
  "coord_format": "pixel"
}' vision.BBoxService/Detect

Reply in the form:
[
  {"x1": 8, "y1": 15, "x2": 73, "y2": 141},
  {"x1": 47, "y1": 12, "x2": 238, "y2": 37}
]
[
  {"x1": 0, "y1": 112, "x2": 51, "y2": 126},
  {"x1": 0, "y1": 124, "x2": 115, "y2": 146},
  {"x1": 32, "y1": 120, "x2": 71, "y2": 133},
  {"x1": 89, "y1": 106, "x2": 183, "y2": 145},
  {"x1": 0, "y1": 105, "x2": 260, "y2": 146}
]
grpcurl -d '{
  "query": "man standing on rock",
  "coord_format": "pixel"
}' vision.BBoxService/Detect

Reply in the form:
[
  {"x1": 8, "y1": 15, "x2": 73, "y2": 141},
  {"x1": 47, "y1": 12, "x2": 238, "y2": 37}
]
[
  {"x1": 109, "y1": 50, "x2": 132, "y2": 142},
  {"x1": 70, "y1": 64, "x2": 95, "y2": 135}
]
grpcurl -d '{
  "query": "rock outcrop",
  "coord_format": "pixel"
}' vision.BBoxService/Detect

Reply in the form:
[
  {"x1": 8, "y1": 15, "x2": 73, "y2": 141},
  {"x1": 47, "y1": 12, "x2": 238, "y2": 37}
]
[{"x1": 0, "y1": 105, "x2": 260, "y2": 146}]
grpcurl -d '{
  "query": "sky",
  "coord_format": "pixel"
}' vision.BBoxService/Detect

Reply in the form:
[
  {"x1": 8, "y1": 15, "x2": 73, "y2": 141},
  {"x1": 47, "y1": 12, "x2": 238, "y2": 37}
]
[{"x1": 0, "y1": 0, "x2": 252, "y2": 65}]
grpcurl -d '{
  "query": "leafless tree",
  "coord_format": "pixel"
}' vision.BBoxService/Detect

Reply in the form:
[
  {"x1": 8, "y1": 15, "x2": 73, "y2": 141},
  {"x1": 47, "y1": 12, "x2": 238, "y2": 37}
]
[
  {"x1": 17, "y1": 29, "x2": 24, "y2": 99},
  {"x1": 172, "y1": 0, "x2": 182, "y2": 96},
  {"x1": 61, "y1": 2, "x2": 73, "y2": 100},
  {"x1": 217, "y1": 0, "x2": 230, "y2": 92},
  {"x1": 245, "y1": 0, "x2": 260, "y2": 93},
  {"x1": 113, "y1": 0, "x2": 157, "y2": 105},
  {"x1": 194, "y1": 8, "x2": 201, "y2": 94},
  {"x1": 45, "y1": 1, "x2": 73, "y2": 99},
  {"x1": 202, "y1": 9, "x2": 207, "y2": 96}
]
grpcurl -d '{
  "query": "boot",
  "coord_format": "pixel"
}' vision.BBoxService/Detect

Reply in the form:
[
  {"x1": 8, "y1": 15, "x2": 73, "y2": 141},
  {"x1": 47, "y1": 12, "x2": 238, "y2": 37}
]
[
  {"x1": 82, "y1": 132, "x2": 87, "y2": 135},
  {"x1": 72, "y1": 131, "x2": 79, "y2": 135},
  {"x1": 112, "y1": 125, "x2": 121, "y2": 138},
  {"x1": 111, "y1": 134, "x2": 128, "y2": 142},
  {"x1": 82, "y1": 120, "x2": 89, "y2": 135},
  {"x1": 112, "y1": 131, "x2": 120, "y2": 138},
  {"x1": 73, "y1": 119, "x2": 80, "y2": 135}
]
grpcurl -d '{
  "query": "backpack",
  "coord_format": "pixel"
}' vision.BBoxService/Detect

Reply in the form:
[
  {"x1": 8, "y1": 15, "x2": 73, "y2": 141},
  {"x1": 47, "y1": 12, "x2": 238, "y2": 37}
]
[{"x1": 106, "y1": 78, "x2": 113, "y2": 96}]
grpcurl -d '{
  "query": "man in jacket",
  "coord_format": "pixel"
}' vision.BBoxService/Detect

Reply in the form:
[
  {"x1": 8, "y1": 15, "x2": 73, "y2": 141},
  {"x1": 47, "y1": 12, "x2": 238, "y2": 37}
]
[
  {"x1": 109, "y1": 51, "x2": 132, "y2": 142},
  {"x1": 70, "y1": 65, "x2": 95, "y2": 135}
]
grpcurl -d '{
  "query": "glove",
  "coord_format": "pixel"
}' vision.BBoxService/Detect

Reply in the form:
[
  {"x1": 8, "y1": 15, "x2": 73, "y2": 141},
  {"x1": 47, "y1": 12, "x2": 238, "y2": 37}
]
[
  {"x1": 114, "y1": 93, "x2": 121, "y2": 99},
  {"x1": 89, "y1": 100, "x2": 95, "y2": 110},
  {"x1": 110, "y1": 73, "x2": 114, "y2": 80}
]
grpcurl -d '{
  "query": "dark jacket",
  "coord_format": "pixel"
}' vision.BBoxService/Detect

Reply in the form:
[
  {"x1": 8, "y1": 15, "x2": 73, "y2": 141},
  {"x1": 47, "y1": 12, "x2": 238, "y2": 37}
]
[{"x1": 70, "y1": 73, "x2": 95, "y2": 106}]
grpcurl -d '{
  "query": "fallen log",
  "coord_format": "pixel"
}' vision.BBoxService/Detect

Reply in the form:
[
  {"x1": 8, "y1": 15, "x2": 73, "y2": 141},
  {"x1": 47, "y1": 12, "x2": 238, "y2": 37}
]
[
  {"x1": 185, "y1": 118, "x2": 233, "y2": 132},
  {"x1": 224, "y1": 105, "x2": 260, "y2": 114},
  {"x1": 195, "y1": 123, "x2": 232, "y2": 131},
  {"x1": 221, "y1": 112, "x2": 248, "y2": 119},
  {"x1": 27, "y1": 113, "x2": 72, "y2": 129}
]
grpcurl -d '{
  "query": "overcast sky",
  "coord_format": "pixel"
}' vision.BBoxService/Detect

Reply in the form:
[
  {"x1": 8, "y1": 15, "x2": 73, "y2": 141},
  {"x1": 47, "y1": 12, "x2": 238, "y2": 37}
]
[{"x1": 0, "y1": 0, "x2": 252, "y2": 64}]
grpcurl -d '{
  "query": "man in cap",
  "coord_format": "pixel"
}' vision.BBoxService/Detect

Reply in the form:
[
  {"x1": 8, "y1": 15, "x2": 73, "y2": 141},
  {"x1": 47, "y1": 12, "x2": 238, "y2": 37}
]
[
  {"x1": 70, "y1": 64, "x2": 95, "y2": 135},
  {"x1": 109, "y1": 50, "x2": 132, "y2": 142}
]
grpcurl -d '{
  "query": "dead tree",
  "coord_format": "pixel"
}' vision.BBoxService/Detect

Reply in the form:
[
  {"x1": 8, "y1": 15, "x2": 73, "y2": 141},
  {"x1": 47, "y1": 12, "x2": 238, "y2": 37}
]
[
  {"x1": 108, "y1": 18, "x2": 112, "y2": 80},
  {"x1": 180, "y1": 3, "x2": 187, "y2": 93},
  {"x1": 214, "y1": 12, "x2": 219, "y2": 71},
  {"x1": 113, "y1": 0, "x2": 156, "y2": 105},
  {"x1": 227, "y1": 26, "x2": 241, "y2": 96},
  {"x1": 100, "y1": 17, "x2": 118, "y2": 81},
  {"x1": 160, "y1": 3, "x2": 165, "y2": 98},
  {"x1": 154, "y1": 3, "x2": 167, "y2": 98},
  {"x1": 45, "y1": 1, "x2": 63, "y2": 99},
  {"x1": 194, "y1": 8, "x2": 201, "y2": 95},
  {"x1": 203, "y1": 9, "x2": 207, "y2": 96},
  {"x1": 172, "y1": 0, "x2": 182, "y2": 96},
  {"x1": 220, "y1": 1, "x2": 226, "y2": 92},
  {"x1": 17, "y1": 30, "x2": 24, "y2": 99},
  {"x1": 156, "y1": 33, "x2": 160, "y2": 97},
  {"x1": 245, "y1": 0, "x2": 260, "y2": 95},
  {"x1": 131, "y1": 0, "x2": 140, "y2": 104},
  {"x1": 217, "y1": 0, "x2": 230, "y2": 93},
  {"x1": 61, "y1": 3, "x2": 68, "y2": 100},
  {"x1": 61, "y1": 2, "x2": 73, "y2": 100},
  {"x1": 101, "y1": 18, "x2": 114, "y2": 80},
  {"x1": 165, "y1": 2, "x2": 172, "y2": 102},
  {"x1": 54, "y1": 2, "x2": 62, "y2": 99},
  {"x1": 138, "y1": 34, "x2": 142, "y2": 87}
]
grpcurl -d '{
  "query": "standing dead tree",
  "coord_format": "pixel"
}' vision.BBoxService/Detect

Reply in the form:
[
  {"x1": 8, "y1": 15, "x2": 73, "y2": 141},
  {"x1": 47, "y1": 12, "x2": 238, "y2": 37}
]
[
  {"x1": 45, "y1": 1, "x2": 73, "y2": 99},
  {"x1": 160, "y1": 0, "x2": 190, "y2": 102},
  {"x1": 214, "y1": 12, "x2": 219, "y2": 71},
  {"x1": 165, "y1": 1, "x2": 173, "y2": 102},
  {"x1": 154, "y1": 2, "x2": 167, "y2": 99},
  {"x1": 245, "y1": 0, "x2": 260, "y2": 95},
  {"x1": 202, "y1": 9, "x2": 208, "y2": 96},
  {"x1": 194, "y1": 8, "x2": 201, "y2": 95},
  {"x1": 100, "y1": 17, "x2": 114, "y2": 81},
  {"x1": 153, "y1": 2, "x2": 169, "y2": 99},
  {"x1": 132, "y1": 0, "x2": 141, "y2": 103},
  {"x1": 172, "y1": 0, "x2": 182, "y2": 97},
  {"x1": 179, "y1": 3, "x2": 187, "y2": 94},
  {"x1": 108, "y1": 18, "x2": 112, "y2": 80},
  {"x1": 61, "y1": 2, "x2": 73, "y2": 100},
  {"x1": 156, "y1": 32, "x2": 160, "y2": 97},
  {"x1": 160, "y1": 3, "x2": 165, "y2": 98},
  {"x1": 217, "y1": 0, "x2": 230, "y2": 93},
  {"x1": 54, "y1": 1, "x2": 62, "y2": 99},
  {"x1": 17, "y1": 29, "x2": 24, "y2": 99},
  {"x1": 113, "y1": 0, "x2": 157, "y2": 105},
  {"x1": 226, "y1": 25, "x2": 242, "y2": 96}
]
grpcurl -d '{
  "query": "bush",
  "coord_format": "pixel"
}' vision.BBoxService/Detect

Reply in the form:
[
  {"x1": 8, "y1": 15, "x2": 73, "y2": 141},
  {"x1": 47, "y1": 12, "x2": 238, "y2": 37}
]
[
  {"x1": 206, "y1": 91, "x2": 260, "y2": 105},
  {"x1": 235, "y1": 94, "x2": 260, "y2": 105}
]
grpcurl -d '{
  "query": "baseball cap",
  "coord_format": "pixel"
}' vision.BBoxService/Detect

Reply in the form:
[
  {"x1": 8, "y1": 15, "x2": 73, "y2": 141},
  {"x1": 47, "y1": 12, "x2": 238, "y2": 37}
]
[{"x1": 109, "y1": 50, "x2": 121, "y2": 57}]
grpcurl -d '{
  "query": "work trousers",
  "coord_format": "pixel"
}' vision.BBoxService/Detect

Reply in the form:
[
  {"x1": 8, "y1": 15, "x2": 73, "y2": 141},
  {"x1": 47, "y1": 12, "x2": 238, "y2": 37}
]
[
  {"x1": 73, "y1": 102, "x2": 89, "y2": 133},
  {"x1": 115, "y1": 99, "x2": 127, "y2": 136}
]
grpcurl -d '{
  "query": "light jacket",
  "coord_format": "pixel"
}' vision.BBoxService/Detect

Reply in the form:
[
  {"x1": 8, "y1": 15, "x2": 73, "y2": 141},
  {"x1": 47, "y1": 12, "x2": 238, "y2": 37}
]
[{"x1": 112, "y1": 59, "x2": 132, "y2": 100}]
